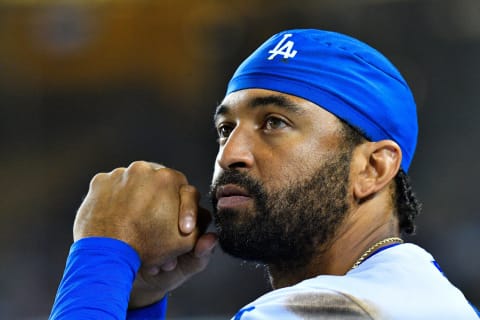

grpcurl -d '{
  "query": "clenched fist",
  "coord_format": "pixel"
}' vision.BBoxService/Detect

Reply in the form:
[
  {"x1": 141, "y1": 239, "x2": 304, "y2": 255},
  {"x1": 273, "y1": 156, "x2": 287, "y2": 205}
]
[{"x1": 72, "y1": 161, "x2": 216, "y2": 307}]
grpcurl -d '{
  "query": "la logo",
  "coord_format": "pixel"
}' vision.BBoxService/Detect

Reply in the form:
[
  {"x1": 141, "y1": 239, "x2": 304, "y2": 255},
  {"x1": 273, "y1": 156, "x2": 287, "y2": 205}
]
[{"x1": 267, "y1": 33, "x2": 298, "y2": 60}]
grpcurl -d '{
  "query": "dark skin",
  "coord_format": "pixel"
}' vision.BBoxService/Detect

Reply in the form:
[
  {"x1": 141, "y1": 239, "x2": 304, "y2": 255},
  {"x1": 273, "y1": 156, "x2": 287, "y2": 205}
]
[
  {"x1": 213, "y1": 89, "x2": 403, "y2": 288},
  {"x1": 73, "y1": 88, "x2": 403, "y2": 307},
  {"x1": 73, "y1": 161, "x2": 217, "y2": 308}
]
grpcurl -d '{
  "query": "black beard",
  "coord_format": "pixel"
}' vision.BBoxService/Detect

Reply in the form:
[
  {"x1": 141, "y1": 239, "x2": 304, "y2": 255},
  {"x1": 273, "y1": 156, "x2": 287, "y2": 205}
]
[{"x1": 210, "y1": 151, "x2": 352, "y2": 270}]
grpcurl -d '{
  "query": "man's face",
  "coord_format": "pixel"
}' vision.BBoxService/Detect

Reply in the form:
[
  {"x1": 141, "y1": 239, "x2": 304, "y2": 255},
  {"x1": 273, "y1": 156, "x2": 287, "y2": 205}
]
[{"x1": 210, "y1": 89, "x2": 353, "y2": 267}]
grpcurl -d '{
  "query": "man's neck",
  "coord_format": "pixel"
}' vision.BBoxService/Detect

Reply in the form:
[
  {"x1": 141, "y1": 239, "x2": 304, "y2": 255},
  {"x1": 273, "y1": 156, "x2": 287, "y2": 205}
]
[{"x1": 267, "y1": 208, "x2": 400, "y2": 290}]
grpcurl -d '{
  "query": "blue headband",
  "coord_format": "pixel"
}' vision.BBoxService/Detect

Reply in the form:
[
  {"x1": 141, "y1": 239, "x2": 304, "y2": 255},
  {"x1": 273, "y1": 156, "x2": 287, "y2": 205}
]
[{"x1": 226, "y1": 29, "x2": 418, "y2": 172}]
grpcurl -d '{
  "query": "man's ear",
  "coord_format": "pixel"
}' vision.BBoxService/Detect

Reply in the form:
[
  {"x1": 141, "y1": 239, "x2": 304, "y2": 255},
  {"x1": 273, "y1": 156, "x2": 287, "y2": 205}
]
[{"x1": 351, "y1": 140, "x2": 402, "y2": 201}]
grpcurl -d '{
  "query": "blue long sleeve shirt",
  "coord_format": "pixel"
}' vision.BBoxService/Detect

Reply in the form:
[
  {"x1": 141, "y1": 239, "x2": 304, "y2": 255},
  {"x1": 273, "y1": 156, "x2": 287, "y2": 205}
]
[{"x1": 50, "y1": 237, "x2": 167, "y2": 320}]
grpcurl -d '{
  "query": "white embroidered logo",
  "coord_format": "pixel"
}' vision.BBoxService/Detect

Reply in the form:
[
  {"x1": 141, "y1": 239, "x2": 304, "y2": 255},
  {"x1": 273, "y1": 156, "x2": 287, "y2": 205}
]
[{"x1": 267, "y1": 33, "x2": 298, "y2": 60}]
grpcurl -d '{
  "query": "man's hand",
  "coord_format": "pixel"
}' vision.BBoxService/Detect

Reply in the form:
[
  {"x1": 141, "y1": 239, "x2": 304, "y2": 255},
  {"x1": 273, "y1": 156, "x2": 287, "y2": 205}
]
[
  {"x1": 129, "y1": 231, "x2": 217, "y2": 308},
  {"x1": 73, "y1": 161, "x2": 217, "y2": 307}
]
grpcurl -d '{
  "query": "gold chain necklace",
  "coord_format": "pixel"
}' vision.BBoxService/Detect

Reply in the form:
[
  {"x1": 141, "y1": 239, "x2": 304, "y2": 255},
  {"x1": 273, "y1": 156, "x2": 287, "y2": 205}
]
[{"x1": 351, "y1": 237, "x2": 403, "y2": 270}]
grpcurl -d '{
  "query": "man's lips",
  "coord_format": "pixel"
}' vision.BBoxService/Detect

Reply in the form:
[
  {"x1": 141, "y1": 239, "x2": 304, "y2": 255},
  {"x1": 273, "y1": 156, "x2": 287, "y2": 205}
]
[{"x1": 215, "y1": 184, "x2": 252, "y2": 209}]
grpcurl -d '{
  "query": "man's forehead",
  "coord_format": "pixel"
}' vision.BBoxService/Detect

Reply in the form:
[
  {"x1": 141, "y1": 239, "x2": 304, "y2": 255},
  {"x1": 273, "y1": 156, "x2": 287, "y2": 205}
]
[
  {"x1": 214, "y1": 89, "x2": 344, "y2": 128},
  {"x1": 214, "y1": 89, "x2": 324, "y2": 120}
]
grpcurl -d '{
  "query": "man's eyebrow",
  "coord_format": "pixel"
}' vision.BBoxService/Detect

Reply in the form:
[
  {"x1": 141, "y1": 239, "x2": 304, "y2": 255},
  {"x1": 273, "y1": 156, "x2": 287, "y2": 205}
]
[
  {"x1": 214, "y1": 104, "x2": 230, "y2": 121},
  {"x1": 249, "y1": 95, "x2": 305, "y2": 114},
  {"x1": 214, "y1": 94, "x2": 305, "y2": 121}
]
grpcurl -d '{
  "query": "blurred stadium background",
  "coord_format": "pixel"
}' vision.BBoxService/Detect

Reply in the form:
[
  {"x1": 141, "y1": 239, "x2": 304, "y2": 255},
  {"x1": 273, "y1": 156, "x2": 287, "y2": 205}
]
[{"x1": 0, "y1": 0, "x2": 479, "y2": 318}]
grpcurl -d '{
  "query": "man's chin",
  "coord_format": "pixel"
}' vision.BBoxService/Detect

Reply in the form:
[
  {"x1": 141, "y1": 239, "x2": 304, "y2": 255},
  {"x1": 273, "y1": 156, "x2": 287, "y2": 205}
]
[
  {"x1": 215, "y1": 227, "x2": 287, "y2": 264},
  {"x1": 214, "y1": 220, "x2": 265, "y2": 262},
  {"x1": 216, "y1": 237, "x2": 267, "y2": 263}
]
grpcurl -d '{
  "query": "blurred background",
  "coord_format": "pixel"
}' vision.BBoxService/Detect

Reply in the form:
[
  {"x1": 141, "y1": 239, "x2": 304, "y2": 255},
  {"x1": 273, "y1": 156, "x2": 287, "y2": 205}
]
[{"x1": 0, "y1": 0, "x2": 479, "y2": 318}]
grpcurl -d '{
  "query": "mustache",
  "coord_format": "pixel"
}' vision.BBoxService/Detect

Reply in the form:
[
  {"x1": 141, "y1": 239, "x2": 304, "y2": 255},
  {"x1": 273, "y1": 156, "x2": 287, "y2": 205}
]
[{"x1": 210, "y1": 170, "x2": 262, "y2": 201}]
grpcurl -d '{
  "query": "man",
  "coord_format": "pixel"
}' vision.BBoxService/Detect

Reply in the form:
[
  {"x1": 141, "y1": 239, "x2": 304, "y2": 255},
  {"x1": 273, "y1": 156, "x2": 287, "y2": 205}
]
[{"x1": 49, "y1": 29, "x2": 479, "y2": 319}]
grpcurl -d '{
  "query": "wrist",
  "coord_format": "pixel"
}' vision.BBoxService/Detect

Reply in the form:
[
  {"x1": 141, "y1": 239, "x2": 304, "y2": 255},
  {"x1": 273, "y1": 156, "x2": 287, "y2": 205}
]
[
  {"x1": 127, "y1": 296, "x2": 168, "y2": 319},
  {"x1": 129, "y1": 291, "x2": 168, "y2": 309}
]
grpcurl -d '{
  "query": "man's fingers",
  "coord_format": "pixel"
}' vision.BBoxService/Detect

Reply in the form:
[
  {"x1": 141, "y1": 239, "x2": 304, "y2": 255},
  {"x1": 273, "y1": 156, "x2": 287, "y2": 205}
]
[
  {"x1": 173, "y1": 233, "x2": 217, "y2": 278},
  {"x1": 160, "y1": 258, "x2": 178, "y2": 272},
  {"x1": 147, "y1": 161, "x2": 166, "y2": 171},
  {"x1": 193, "y1": 232, "x2": 218, "y2": 258},
  {"x1": 178, "y1": 185, "x2": 200, "y2": 234}
]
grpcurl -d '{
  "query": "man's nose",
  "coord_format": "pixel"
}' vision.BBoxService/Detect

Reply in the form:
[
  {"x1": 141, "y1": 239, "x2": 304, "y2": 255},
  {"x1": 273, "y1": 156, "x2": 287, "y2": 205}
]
[{"x1": 217, "y1": 127, "x2": 255, "y2": 170}]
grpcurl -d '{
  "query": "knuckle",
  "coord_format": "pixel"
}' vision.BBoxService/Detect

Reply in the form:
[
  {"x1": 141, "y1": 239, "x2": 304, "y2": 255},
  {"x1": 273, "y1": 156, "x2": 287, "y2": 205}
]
[
  {"x1": 173, "y1": 169, "x2": 188, "y2": 184},
  {"x1": 90, "y1": 172, "x2": 107, "y2": 186},
  {"x1": 148, "y1": 162, "x2": 165, "y2": 170},
  {"x1": 180, "y1": 185, "x2": 200, "y2": 204},
  {"x1": 109, "y1": 167, "x2": 126, "y2": 177},
  {"x1": 181, "y1": 184, "x2": 198, "y2": 195},
  {"x1": 156, "y1": 168, "x2": 187, "y2": 183},
  {"x1": 128, "y1": 161, "x2": 149, "y2": 173}
]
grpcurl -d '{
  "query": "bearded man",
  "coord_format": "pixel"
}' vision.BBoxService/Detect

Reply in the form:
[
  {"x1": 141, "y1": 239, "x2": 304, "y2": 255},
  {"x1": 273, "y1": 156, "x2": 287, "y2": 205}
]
[{"x1": 50, "y1": 29, "x2": 479, "y2": 319}]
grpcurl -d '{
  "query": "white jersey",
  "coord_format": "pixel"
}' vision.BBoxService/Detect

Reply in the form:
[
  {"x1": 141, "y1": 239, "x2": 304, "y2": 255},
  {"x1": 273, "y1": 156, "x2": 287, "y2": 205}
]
[{"x1": 232, "y1": 243, "x2": 478, "y2": 319}]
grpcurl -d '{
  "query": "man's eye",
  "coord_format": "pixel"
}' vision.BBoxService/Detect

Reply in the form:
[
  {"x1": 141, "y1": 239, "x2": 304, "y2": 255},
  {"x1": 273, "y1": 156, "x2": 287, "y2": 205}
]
[
  {"x1": 217, "y1": 124, "x2": 233, "y2": 139},
  {"x1": 264, "y1": 117, "x2": 288, "y2": 130}
]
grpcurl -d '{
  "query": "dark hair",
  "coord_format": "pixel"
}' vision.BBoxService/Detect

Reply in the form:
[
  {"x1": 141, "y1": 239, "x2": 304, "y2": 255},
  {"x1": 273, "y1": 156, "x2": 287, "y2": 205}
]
[{"x1": 339, "y1": 121, "x2": 421, "y2": 235}]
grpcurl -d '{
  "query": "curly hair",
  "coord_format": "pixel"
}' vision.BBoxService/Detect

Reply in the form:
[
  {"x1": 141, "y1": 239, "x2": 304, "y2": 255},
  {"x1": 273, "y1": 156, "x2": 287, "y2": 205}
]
[{"x1": 339, "y1": 120, "x2": 422, "y2": 235}]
